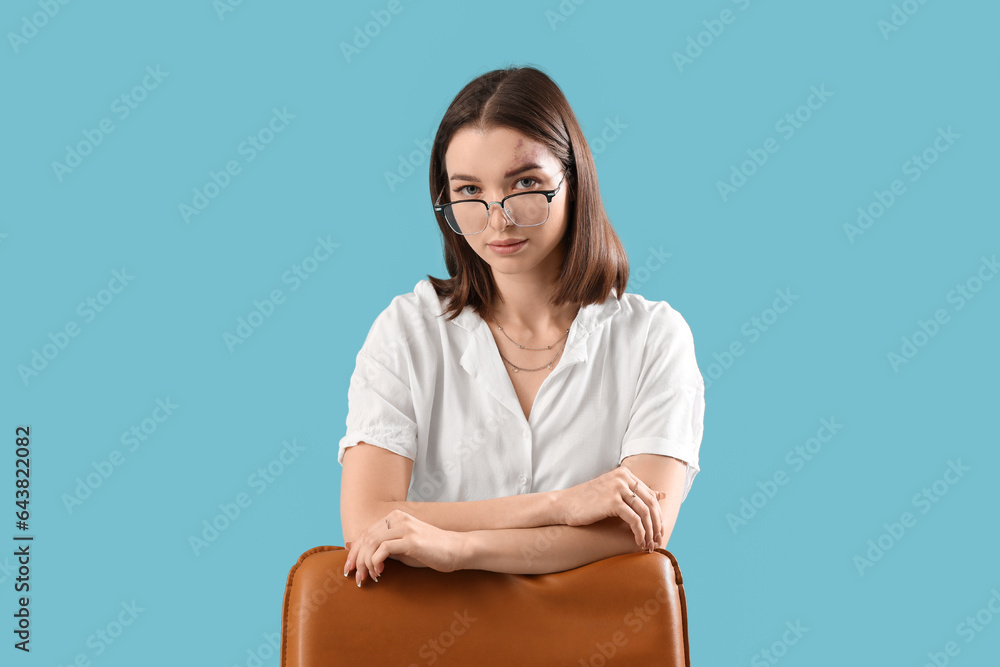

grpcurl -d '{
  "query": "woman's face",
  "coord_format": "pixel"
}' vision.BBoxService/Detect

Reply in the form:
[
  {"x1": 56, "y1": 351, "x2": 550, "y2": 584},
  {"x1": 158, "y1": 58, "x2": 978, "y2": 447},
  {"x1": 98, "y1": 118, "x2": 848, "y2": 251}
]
[{"x1": 442, "y1": 126, "x2": 570, "y2": 280}]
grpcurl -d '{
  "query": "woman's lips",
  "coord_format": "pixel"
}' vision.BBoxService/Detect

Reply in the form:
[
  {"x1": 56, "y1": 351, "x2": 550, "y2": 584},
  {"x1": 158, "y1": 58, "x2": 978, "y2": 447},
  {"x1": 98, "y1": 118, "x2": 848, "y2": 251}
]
[{"x1": 488, "y1": 239, "x2": 527, "y2": 255}]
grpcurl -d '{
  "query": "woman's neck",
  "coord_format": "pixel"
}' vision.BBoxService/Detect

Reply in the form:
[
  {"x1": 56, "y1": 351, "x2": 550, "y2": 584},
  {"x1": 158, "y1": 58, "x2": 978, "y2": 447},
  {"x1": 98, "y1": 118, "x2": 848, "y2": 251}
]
[{"x1": 488, "y1": 276, "x2": 579, "y2": 341}]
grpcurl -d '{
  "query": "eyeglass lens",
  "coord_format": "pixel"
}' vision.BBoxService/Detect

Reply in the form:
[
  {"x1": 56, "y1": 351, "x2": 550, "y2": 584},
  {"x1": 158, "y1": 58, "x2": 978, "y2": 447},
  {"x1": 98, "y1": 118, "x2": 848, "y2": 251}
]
[{"x1": 443, "y1": 192, "x2": 549, "y2": 235}]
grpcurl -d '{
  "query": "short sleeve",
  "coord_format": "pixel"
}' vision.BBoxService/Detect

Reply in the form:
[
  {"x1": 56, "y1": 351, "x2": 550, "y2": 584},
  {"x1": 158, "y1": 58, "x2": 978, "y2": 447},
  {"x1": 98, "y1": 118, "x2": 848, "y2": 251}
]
[
  {"x1": 619, "y1": 304, "x2": 705, "y2": 502},
  {"x1": 337, "y1": 346, "x2": 418, "y2": 466}
]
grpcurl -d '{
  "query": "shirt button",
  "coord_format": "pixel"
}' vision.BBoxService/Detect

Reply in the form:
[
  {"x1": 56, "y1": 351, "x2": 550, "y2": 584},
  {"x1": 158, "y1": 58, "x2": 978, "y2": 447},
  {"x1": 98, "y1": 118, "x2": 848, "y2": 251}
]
[{"x1": 517, "y1": 474, "x2": 528, "y2": 486}]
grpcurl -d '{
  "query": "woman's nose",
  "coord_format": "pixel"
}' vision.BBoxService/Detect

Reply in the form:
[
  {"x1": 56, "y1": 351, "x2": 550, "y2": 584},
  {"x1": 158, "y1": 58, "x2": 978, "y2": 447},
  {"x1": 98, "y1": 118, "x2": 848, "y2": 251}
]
[{"x1": 486, "y1": 201, "x2": 513, "y2": 230}]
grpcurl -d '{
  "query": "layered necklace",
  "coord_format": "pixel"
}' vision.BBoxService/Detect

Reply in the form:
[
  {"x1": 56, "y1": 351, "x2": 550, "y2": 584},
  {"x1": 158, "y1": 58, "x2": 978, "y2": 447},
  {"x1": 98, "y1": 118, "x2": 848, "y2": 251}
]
[{"x1": 487, "y1": 309, "x2": 572, "y2": 373}]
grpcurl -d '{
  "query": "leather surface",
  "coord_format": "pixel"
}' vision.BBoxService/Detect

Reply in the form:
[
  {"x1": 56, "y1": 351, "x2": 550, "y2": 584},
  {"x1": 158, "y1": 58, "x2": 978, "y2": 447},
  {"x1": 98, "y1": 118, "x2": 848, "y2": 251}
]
[{"x1": 281, "y1": 545, "x2": 690, "y2": 666}]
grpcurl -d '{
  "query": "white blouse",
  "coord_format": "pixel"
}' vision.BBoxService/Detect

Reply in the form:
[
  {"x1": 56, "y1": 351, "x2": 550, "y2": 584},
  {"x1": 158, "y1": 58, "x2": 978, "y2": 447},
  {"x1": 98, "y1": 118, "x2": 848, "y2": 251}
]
[{"x1": 338, "y1": 279, "x2": 705, "y2": 503}]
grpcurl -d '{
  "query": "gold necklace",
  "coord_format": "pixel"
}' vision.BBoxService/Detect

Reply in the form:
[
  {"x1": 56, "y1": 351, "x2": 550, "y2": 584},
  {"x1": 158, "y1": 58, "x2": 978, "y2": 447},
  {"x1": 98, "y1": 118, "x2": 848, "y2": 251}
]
[{"x1": 487, "y1": 309, "x2": 571, "y2": 373}]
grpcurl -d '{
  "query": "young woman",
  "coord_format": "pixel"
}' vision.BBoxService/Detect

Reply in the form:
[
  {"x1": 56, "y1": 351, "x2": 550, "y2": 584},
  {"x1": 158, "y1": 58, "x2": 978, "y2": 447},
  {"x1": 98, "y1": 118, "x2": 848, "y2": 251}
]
[{"x1": 340, "y1": 66, "x2": 705, "y2": 587}]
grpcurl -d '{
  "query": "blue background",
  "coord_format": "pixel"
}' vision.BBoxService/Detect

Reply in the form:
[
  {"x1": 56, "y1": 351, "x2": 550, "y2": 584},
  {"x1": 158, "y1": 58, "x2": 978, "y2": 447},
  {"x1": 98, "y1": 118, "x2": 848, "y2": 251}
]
[{"x1": 2, "y1": 1, "x2": 998, "y2": 665}]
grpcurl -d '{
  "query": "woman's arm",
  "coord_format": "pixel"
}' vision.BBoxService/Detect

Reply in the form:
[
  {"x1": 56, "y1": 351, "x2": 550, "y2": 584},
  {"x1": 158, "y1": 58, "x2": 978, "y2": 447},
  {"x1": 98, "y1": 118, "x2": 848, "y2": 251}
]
[
  {"x1": 461, "y1": 518, "x2": 644, "y2": 575},
  {"x1": 341, "y1": 442, "x2": 559, "y2": 541},
  {"x1": 345, "y1": 452, "x2": 687, "y2": 582},
  {"x1": 459, "y1": 454, "x2": 686, "y2": 574}
]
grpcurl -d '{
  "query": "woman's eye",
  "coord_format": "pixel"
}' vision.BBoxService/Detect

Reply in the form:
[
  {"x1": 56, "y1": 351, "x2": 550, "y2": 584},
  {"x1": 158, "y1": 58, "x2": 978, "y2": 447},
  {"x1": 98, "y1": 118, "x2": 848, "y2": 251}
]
[{"x1": 453, "y1": 177, "x2": 536, "y2": 198}]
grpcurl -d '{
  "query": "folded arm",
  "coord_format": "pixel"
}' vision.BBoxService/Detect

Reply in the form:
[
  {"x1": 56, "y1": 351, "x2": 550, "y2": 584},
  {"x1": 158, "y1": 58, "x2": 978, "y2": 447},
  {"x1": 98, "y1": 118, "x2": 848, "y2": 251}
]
[
  {"x1": 342, "y1": 443, "x2": 687, "y2": 577},
  {"x1": 340, "y1": 442, "x2": 559, "y2": 542},
  {"x1": 460, "y1": 454, "x2": 686, "y2": 574}
]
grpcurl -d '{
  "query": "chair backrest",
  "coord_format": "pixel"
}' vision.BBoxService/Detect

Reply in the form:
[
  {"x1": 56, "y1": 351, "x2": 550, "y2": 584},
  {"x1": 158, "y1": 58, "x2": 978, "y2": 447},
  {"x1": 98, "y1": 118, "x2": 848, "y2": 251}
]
[{"x1": 281, "y1": 545, "x2": 690, "y2": 666}]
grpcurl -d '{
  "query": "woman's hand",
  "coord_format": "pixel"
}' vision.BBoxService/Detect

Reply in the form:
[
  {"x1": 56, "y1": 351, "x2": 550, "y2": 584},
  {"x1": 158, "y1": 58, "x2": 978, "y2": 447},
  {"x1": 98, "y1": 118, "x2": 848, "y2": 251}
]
[
  {"x1": 343, "y1": 509, "x2": 466, "y2": 586},
  {"x1": 553, "y1": 467, "x2": 667, "y2": 551}
]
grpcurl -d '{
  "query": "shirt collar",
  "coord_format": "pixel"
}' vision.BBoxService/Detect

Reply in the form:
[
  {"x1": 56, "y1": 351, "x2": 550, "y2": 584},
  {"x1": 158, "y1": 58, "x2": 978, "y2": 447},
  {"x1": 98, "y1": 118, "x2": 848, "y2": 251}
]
[{"x1": 415, "y1": 279, "x2": 621, "y2": 426}]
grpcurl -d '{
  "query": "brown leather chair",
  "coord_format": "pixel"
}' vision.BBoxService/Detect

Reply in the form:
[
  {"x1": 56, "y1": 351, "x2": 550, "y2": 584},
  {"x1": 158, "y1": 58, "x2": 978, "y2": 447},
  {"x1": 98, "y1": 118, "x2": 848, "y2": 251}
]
[{"x1": 281, "y1": 545, "x2": 690, "y2": 666}]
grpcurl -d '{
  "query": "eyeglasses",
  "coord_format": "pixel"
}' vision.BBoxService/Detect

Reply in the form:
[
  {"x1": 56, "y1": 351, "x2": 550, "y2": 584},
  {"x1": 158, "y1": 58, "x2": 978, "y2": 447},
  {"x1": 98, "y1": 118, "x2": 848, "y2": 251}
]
[{"x1": 433, "y1": 172, "x2": 566, "y2": 236}]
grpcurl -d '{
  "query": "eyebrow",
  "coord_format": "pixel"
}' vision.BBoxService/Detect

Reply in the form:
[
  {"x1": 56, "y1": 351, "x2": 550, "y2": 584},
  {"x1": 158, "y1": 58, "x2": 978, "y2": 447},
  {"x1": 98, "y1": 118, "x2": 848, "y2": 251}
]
[{"x1": 449, "y1": 162, "x2": 546, "y2": 182}]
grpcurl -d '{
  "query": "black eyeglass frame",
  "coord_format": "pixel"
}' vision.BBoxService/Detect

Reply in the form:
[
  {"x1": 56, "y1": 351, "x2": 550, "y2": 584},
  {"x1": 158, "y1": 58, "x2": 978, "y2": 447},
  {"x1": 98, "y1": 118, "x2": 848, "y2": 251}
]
[{"x1": 433, "y1": 171, "x2": 568, "y2": 236}]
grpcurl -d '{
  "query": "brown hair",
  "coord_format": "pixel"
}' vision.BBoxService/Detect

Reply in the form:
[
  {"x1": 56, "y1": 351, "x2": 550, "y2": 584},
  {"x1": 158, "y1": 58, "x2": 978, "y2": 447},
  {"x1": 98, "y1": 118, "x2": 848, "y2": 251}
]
[{"x1": 426, "y1": 65, "x2": 629, "y2": 322}]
